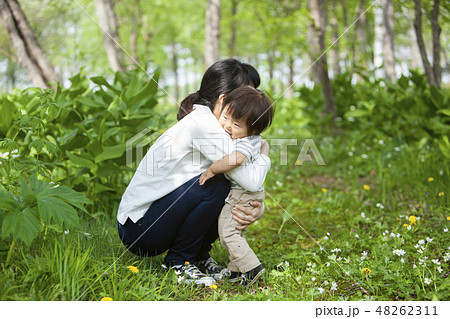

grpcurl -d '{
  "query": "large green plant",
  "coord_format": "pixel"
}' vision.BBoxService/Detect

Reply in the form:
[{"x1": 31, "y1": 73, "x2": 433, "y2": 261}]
[
  {"x1": 0, "y1": 68, "x2": 168, "y2": 210},
  {"x1": 0, "y1": 176, "x2": 90, "y2": 264}
]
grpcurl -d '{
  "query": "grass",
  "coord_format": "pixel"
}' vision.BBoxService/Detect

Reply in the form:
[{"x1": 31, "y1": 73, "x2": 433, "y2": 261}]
[{"x1": 1, "y1": 125, "x2": 448, "y2": 301}]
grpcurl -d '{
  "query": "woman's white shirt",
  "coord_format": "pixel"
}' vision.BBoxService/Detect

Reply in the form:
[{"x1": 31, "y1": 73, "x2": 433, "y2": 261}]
[{"x1": 117, "y1": 104, "x2": 270, "y2": 224}]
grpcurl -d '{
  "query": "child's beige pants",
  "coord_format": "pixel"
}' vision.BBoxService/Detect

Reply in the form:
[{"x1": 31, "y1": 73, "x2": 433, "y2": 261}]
[{"x1": 218, "y1": 188, "x2": 265, "y2": 273}]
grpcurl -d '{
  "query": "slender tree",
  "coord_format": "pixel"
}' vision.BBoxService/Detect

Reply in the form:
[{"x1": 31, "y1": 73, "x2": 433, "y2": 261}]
[
  {"x1": 354, "y1": 0, "x2": 368, "y2": 76},
  {"x1": 228, "y1": 0, "x2": 238, "y2": 57},
  {"x1": 0, "y1": 0, "x2": 60, "y2": 88},
  {"x1": 413, "y1": 0, "x2": 439, "y2": 88},
  {"x1": 382, "y1": 0, "x2": 395, "y2": 81},
  {"x1": 205, "y1": 0, "x2": 221, "y2": 68},
  {"x1": 94, "y1": 0, "x2": 125, "y2": 72},
  {"x1": 373, "y1": 1, "x2": 384, "y2": 79},
  {"x1": 329, "y1": 0, "x2": 341, "y2": 78},
  {"x1": 307, "y1": 0, "x2": 336, "y2": 118},
  {"x1": 430, "y1": 0, "x2": 441, "y2": 88}
]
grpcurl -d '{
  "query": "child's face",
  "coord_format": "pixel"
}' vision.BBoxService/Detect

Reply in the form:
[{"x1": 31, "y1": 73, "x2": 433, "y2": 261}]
[{"x1": 218, "y1": 106, "x2": 249, "y2": 139}]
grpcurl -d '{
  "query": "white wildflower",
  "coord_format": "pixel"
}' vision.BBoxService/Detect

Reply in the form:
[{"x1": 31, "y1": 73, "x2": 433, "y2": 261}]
[
  {"x1": 355, "y1": 234, "x2": 359, "y2": 238},
  {"x1": 318, "y1": 287, "x2": 324, "y2": 294},
  {"x1": 400, "y1": 258, "x2": 405, "y2": 263},
  {"x1": 418, "y1": 240, "x2": 425, "y2": 245},
  {"x1": 432, "y1": 259, "x2": 440, "y2": 265},
  {"x1": 330, "y1": 282, "x2": 338, "y2": 291},
  {"x1": 437, "y1": 266, "x2": 443, "y2": 273},
  {"x1": 424, "y1": 278, "x2": 431, "y2": 285},
  {"x1": 361, "y1": 212, "x2": 366, "y2": 218},
  {"x1": 444, "y1": 228, "x2": 448, "y2": 233},
  {"x1": 311, "y1": 277, "x2": 316, "y2": 282},
  {"x1": 275, "y1": 181, "x2": 283, "y2": 187},
  {"x1": 376, "y1": 203, "x2": 384, "y2": 209},
  {"x1": 393, "y1": 249, "x2": 406, "y2": 256},
  {"x1": 426, "y1": 237, "x2": 433, "y2": 243}
]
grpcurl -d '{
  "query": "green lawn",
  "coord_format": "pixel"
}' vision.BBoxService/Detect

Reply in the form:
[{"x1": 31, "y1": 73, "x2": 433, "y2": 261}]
[{"x1": 1, "y1": 131, "x2": 448, "y2": 301}]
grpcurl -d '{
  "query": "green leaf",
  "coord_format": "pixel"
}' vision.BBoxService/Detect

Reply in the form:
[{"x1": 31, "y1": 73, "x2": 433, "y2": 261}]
[
  {"x1": 437, "y1": 109, "x2": 450, "y2": 117},
  {"x1": 0, "y1": 98, "x2": 16, "y2": 132},
  {"x1": 37, "y1": 196, "x2": 79, "y2": 227},
  {"x1": 127, "y1": 69, "x2": 161, "y2": 108},
  {"x1": 90, "y1": 76, "x2": 121, "y2": 94},
  {"x1": 40, "y1": 185, "x2": 90, "y2": 214},
  {"x1": 66, "y1": 150, "x2": 96, "y2": 169},
  {"x1": 345, "y1": 109, "x2": 369, "y2": 118},
  {"x1": 95, "y1": 143, "x2": 125, "y2": 162},
  {"x1": 103, "y1": 127, "x2": 122, "y2": 142},
  {"x1": 430, "y1": 86, "x2": 443, "y2": 108},
  {"x1": 2, "y1": 207, "x2": 40, "y2": 247},
  {"x1": 28, "y1": 139, "x2": 45, "y2": 153},
  {"x1": 76, "y1": 96, "x2": 107, "y2": 109}
]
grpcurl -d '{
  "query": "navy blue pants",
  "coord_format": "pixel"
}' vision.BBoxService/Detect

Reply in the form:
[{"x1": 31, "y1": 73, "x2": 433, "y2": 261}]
[{"x1": 118, "y1": 173, "x2": 230, "y2": 266}]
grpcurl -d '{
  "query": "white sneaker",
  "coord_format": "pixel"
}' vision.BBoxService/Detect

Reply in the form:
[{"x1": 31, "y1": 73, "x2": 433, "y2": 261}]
[
  {"x1": 169, "y1": 263, "x2": 216, "y2": 286},
  {"x1": 194, "y1": 257, "x2": 228, "y2": 280}
]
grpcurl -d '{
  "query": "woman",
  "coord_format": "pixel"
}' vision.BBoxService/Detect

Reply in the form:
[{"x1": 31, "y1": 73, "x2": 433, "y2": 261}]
[{"x1": 117, "y1": 59, "x2": 270, "y2": 285}]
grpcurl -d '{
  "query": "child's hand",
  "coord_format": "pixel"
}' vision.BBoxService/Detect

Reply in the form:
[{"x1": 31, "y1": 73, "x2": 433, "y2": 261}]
[{"x1": 199, "y1": 168, "x2": 216, "y2": 185}]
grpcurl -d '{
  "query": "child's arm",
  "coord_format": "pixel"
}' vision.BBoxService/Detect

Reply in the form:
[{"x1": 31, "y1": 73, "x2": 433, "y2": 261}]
[{"x1": 199, "y1": 151, "x2": 248, "y2": 185}]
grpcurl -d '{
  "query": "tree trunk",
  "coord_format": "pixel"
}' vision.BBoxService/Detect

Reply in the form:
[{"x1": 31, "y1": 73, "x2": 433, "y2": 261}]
[
  {"x1": 339, "y1": 0, "x2": 350, "y2": 72},
  {"x1": 373, "y1": 1, "x2": 384, "y2": 79},
  {"x1": 307, "y1": 0, "x2": 336, "y2": 118},
  {"x1": 94, "y1": 0, "x2": 125, "y2": 72},
  {"x1": 413, "y1": 0, "x2": 437, "y2": 88},
  {"x1": 171, "y1": 41, "x2": 179, "y2": 103},
  {"x1": 431, "y1": 0, "x2": 441, "y2": 88},
  {"x1": 286, "y1": 54, "x2": 294, "y2": 98},
  {"x1": 129, "y1": 0, "x2": 143, "y2": 66},
  {"x1": 383, "y1": 0, "x2": 395, "y2": 81},
  {"x1": 355, "y1": 0, "x2": 368, "y2": 76},
  {"x1": 228, "y1": 0, "x2": 237, "y2": 57},
  {"x1": 329, "y1": 0, "x2": 340, "y2": 78},
  {"x1": 0, "y1": 0, "x2": 60, "y2": 88},
  {"x1": 205, "y1": 0, "x2": 221, "y2": 68}
]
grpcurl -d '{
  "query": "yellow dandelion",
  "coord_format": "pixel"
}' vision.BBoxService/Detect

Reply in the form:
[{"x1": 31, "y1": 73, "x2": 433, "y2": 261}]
[
  {"x1": 428, "y1": 177, "x2": 434, "y2": 182},
  {"x1": 322, "y1": 188, "x2": 327, "y2": 193},
  {"x1": 296, "y1": 159, "x2": 302, "y2": 165},
  {"x1": 396, "y1": 218, "x2": 401, "y2": 221},
  {"x1": 409, "y1": 215, "x2": 417, "y2": 225},
  {"x1": 185, "y1": 261, "x2": 190, "y2": 266},
  {"x1": 361, "y1": 268, "x2": 371, "y2": 276},
  {"x1": 127, "y1": 266, "x2": 139, "y2": 273},
  {"x1": 209, "y1": 284, "x2": 218, "y2": 290},
  {"x1": 447, "y1": 216, "x2": 450, "y2": 221},
  {"x1": 438, "y1": 192, "x2": 444, "y2": 197},
  {"x1": 100, "y1": 297, "x2": 113, "y2": 301},
  {"x1": 363, "y1": 185, "x2": 370, "y2": 191},
  {"x1": 402, "y1": 223, "x2": 409, "y2": 228}
]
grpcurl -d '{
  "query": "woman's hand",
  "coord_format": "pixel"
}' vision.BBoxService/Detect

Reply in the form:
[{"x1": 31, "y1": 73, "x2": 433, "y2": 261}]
[{"x1": 231, "y1": 201, "x2": 264, "y2": 230}]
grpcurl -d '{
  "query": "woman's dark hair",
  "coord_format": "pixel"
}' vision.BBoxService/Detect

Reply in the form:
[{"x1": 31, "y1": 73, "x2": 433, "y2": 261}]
[
  {"x1": 222, "y1": 86, "x2": 274, "y2": 136},
  {"x1": 177, "y1": 59, "x2": 261, "y2": 121}
]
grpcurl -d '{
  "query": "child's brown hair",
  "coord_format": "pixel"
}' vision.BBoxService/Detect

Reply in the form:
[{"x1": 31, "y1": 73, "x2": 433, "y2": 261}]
[{"x1": 222, "y1": 86, "x2": 274, "y2": 135}]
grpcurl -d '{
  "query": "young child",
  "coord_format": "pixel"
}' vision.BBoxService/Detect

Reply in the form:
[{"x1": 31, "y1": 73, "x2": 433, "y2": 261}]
[{"x1": 199, "y1": 85, "x2": 274, "y2": 286}]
